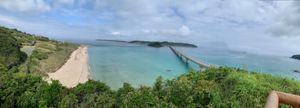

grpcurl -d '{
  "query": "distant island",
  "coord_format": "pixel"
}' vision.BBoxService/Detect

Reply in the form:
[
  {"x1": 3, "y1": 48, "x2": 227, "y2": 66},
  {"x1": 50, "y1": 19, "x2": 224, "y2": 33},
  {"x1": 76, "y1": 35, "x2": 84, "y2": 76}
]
[
  {"x1": 291, "y1": 55, "x2": 300, "y2": 60},
  {"x1": 96, "y1": 39, "x2": 198, "y2": 48},
  {"x1": 95, "y1": 39, "x2": 128, "y2": 43}
]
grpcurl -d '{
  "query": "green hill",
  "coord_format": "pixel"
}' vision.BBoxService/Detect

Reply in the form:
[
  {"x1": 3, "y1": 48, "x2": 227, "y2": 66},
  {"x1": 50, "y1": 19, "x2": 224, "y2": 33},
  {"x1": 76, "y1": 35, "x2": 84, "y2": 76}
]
[
  {"x1": 0, "y1": 28, "x2": 27, "y2": 70},
  {"x1": 0, "y1": 26, "x2": 78, "y2": 75}
]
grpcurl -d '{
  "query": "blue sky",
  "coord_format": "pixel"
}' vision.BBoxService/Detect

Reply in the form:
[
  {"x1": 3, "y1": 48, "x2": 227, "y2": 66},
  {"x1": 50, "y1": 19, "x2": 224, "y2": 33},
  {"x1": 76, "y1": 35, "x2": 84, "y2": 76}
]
[{"x1": 0, "y1": 0, "x2": 300, "y2": 56}]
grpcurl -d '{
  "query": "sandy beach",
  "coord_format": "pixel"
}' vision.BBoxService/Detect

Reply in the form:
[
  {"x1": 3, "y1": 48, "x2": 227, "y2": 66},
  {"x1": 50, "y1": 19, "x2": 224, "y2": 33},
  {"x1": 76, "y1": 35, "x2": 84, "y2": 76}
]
[{"x1": 48, "y1": 46, "x2": 90, "y2": 88}]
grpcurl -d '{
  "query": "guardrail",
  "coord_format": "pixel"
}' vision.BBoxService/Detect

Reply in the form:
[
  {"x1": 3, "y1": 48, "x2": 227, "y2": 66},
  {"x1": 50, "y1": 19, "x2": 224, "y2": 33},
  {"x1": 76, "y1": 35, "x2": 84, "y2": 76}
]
[{"x1": 265, "y1": 91, "x2": 300, "y2": 108}]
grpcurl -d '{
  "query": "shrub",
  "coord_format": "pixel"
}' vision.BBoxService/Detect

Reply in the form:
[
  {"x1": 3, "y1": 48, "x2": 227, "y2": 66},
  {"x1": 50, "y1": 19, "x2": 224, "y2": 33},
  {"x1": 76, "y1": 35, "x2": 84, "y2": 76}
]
[
  {"x1": 1, "y1": 66, "x2": 300, "y2": 107},
  {"x1": 31, "y1": 50, "x2": 48, "y2": 60},
  {"x1": 0, "y1": 30, "x2": 27, "y2": 69}
]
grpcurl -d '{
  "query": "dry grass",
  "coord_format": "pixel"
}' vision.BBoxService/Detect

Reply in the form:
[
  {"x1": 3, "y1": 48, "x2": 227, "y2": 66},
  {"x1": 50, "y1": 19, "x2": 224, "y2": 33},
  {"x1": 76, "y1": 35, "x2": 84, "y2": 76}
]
[
  {"x1": 40, "y1": 43, "x2": 78, "y2": 73},
  {"x1": 18, "y1": 40, "x2": 78, "y2": 76}
]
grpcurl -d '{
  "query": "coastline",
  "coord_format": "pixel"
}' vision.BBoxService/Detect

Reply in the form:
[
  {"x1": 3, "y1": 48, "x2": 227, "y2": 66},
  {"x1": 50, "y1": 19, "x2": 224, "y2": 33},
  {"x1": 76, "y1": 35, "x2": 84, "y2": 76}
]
[{"x1": 47, "y1": 45, "x2": 90, "y2": 88}]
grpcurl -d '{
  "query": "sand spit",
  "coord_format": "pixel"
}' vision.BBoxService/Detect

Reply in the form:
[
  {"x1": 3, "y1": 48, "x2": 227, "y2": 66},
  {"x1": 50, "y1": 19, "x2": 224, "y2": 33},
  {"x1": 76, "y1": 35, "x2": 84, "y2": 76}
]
[{"x1": 47, "y1": 46, "x2": 90, "y2": 88}]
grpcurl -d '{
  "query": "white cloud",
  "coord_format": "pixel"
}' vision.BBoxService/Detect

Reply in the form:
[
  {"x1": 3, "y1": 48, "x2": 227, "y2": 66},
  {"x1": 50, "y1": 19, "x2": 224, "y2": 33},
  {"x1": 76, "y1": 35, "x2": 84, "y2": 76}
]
[
  {"x1": 0, "y1": 14, "x2": 107, "y2": 40},
  {"x1": 0, "y1": 0, "x2": 300, "y2": 55},
  {"x1": 111, "y1": 31, "x2": 121, "y2": 36},
  {"x1": 0, "y1": 0, "x2": 50, "y2": 13},
  {"x1": 53, "y1": 0, "x2": 75, "y2": 7},
  {"x1": 0, "y1": 15, "x2": 17, "y2": 26},
  {"x1": 267, "y1": 1, "x2": 300, "y2": 37},
  {"x1": 179, "y1": 25, "x2": 190, "y2": 36}
]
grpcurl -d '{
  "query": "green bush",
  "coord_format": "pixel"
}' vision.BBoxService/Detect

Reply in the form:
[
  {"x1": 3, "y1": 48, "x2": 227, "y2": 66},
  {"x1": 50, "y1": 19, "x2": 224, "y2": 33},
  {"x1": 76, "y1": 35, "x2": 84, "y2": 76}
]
[
  {"x1": 1, "y1": 67, "x2": 300, "y2": 107},
  {"x1": 35, "y1": 36, "x2": 49, "y2": 41},
  {"x1": 0, "y1": 29, "x2": 27, "y2": 69},
  {"x1": 31, "y1": 50, "x2": 48, "y2": 60},
  {"x1": 0, "y1": 64, "x2": 6, "y2": 71}
]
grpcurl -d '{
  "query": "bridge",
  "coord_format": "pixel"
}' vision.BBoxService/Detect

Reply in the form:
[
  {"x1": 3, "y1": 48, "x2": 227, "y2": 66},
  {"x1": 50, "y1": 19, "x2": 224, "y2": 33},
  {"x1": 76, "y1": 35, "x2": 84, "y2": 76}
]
[
  {"x1": 169, "y1": 46, "x2": 215, "y2": 69},
  {"x1": 170, "y1": 46, "x2": 300, "y2": 107}
]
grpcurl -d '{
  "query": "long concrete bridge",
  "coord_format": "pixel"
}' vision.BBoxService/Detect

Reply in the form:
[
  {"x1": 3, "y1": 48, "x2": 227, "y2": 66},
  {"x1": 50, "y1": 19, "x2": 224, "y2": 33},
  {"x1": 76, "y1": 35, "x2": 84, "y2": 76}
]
[
  {"x1": 170, "y1": 47, "x2": 300, "y2": 107},
  {"x1": 169, "y1": 46, "x2": 215, "y2": 69}
]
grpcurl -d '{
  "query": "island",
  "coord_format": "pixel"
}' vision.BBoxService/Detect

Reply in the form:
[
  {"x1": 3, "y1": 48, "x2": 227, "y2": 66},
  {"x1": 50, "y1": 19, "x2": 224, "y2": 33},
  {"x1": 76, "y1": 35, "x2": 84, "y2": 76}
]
[
  {"x1": 293, "y1": 70, "x2": 300, "y2": 73},
  {"x1": 129, "y1": 40, "x2": 198, "y2": 48},
  {"x1": 96, "y1": 39, "x2": 197, "y2": 48},
  {"x1": 96, "y1": 39, "x2": 198, "y2": 48},
  {"x1": 291, "y1": 55, "x2": 300, "y2": 60},
  {"x1": 96, "y1": 39, "x2": 128, "y2": 43}
]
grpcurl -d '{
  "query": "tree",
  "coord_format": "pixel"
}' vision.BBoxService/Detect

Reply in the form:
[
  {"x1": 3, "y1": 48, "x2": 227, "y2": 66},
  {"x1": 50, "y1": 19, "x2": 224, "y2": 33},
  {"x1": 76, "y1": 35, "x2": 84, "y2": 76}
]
[
  {"x1": 153, "y1": 76, "x2": 163, "y2": 92},
  {"x1": 58, "y1": 93, "x2": 78, "y2": 108},
  {"x1": 0, "y1": 30, "x2": 27, "y2": 69},
  {"x1": 38, "y1": 80, "x2": 64, "y2": 107},
  {"x1": 116, "y1": 82, "x2": 134, "y2": 106},
  {"x1": 17, "y1": 91, "x2": 38, "y2": 108}
]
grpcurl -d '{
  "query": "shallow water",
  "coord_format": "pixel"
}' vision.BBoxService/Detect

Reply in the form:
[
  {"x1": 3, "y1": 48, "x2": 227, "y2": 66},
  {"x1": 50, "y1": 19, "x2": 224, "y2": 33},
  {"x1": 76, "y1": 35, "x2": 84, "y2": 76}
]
[
  {"x1": 179, "y1": 47, "x2": 300, "y2": 80},
  {"x1": 84, "y1": 40, "x2": 300, "y2": 89},
  {"x1": 88, "y1": 41, "x2": 191, "y2": 89}
]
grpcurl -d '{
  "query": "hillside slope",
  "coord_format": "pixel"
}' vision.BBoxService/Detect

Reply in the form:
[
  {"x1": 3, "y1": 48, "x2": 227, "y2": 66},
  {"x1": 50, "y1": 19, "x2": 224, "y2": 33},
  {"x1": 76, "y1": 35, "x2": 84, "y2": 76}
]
[
  {"x1": 0, "y1": 28, "x2": 27, "y2": 70},
  {"x1": 0, "y1": 26, "x2": 78, "y2": 75}
]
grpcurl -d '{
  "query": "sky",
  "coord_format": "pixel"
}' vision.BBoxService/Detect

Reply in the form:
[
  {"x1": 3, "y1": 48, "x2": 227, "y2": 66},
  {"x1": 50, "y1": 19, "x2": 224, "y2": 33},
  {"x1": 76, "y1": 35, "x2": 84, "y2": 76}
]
[{"x1": 0, "y1": 0, "x2": 300, "y2": 56}]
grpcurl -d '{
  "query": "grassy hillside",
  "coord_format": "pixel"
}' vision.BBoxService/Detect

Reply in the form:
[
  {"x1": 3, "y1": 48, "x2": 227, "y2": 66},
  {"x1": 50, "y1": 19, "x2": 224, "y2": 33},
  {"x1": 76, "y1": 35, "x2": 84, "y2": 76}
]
[
  {"x1": 18, "y1": 40, "x2": 78, "y2": 76},
  {"x1": 1, "y1": 67, "x2": 299, "y2": 107},
  {"x1": 0, "y1": 28, "x2": 27, "y2": 70},
  {"x1": 0, "y1": 26, "x2": 78, "y2": 76}
]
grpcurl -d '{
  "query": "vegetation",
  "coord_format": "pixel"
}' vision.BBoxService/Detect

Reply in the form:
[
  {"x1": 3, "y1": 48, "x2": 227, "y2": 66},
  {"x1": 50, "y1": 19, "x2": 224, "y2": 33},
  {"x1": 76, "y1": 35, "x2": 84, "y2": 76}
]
[
  {"x1": 129, "y1": 40, "x2": 198, "y2": 48},
  {"x1": 0, "y1": 26, "x2": 76, "y2": 107},
  {"x1": 0, "y1": 26, "x2": 78, "y2": 76},
  {"x1": 147, "y1": 42, "x2": 163, "y2": 47},
  {"x1": 18, "y1": 40, "x2": 78, "y2": 76},
  {"x1": 1, "y1": 67, "x2": 300, "y2": 107},
  {"x1": 291, "y1": 55, "x2": 300, "y2": 60},
  {"x1": 0, "y1": 28, "x2": 27, "y2": 70},
  {"x1": 1, "y1": 26, "x2": 300, "y2": 107}
]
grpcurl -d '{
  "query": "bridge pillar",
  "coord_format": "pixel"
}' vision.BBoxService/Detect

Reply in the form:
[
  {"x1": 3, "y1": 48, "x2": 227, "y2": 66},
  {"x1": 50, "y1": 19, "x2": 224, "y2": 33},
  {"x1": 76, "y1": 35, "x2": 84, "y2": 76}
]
[{"x1": 185, "y1": 58, "x2": 188, "y2": 64}]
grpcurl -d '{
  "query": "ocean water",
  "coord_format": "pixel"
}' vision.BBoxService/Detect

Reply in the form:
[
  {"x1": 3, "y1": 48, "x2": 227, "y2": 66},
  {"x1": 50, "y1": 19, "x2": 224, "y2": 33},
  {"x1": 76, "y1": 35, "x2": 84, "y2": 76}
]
[
  {"x1": 178, "y1": 47, "x2": 300, "y2": 80},
  {"x1": 87, "y1": 41, "x2": 191, "y2": 89},
  {"x1": 85, "y1": 41, "x2": 300, "y2": 89}
]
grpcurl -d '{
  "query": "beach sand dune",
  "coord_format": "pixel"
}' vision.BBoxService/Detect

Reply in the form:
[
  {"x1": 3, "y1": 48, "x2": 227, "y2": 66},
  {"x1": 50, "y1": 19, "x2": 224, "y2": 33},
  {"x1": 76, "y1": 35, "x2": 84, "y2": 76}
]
[{"x1": 48, "y1": 46, "x2": 90, "y2": 88}]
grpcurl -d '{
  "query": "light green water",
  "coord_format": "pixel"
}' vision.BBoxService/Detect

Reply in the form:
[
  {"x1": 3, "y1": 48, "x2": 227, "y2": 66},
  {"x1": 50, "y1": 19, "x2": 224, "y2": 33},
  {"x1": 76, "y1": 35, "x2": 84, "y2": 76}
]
[
  {"x1": 88, "y1": 41, "x2": 192, "y2": 89},
  {"x1": 85, "y1": 40, "x2": 300, "y2": 89}
]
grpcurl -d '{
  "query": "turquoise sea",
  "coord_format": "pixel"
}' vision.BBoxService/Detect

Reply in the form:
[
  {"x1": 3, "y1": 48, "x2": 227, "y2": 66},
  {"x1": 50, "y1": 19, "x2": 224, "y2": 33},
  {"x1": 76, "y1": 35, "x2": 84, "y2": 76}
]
[{"x1": 77, "y1": 40, "x2": 300, "y2": 89}]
